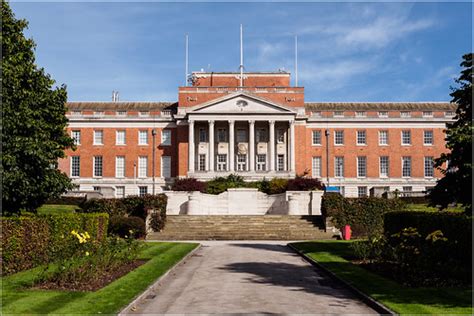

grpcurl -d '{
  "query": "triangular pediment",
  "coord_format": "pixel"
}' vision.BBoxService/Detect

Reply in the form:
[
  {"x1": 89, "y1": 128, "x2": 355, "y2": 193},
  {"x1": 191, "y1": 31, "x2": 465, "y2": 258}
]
[{"x1": 189, "y1": 92, "x2": 296, "y2": 114}]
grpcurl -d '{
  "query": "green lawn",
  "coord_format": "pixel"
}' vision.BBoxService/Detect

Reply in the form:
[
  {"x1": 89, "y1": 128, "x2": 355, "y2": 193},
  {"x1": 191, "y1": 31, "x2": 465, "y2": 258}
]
[
  {"x1": 406, "y1": 203, "x2": 465, "y2": 212},
  {"x1": 290, "y1": 240, "x2": 472, "y2": 315},
  {"x1": 37, "y1": 204, "x2": 80, "y2": 215},
  {"x1": 1, "y1": 242, "x2": 198, "y2": 315}
]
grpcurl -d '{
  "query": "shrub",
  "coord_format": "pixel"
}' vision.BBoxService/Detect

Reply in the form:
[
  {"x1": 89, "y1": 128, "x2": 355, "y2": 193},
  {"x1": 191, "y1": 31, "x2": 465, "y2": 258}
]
[
  {"x1": 79, "y1": 194, "x2": 167, "y2": 232},
  {"x1": 350, "y1": 237, "x2": 386, "y2": 262},
  {"x1": 45, "y1": 196, "x2": 86, "y2": 206},
  {"x1": 206, "y1": 174, "x2": 246, "y2": 194},
  {"x1": 287, "y1": 177, "x2": 325, "y2": 191},
  {"x1": 384, "y1": 211, "x2": 472, "y2": 271},
  {"x1": 267, "y1": 178, "x2": 288, "y2": 194},
  {"x1": 108, "y1": 216, "x2": 146, "y2": 239},
  {"x1": 1, "y1": 213, "x2": 108, "y2": 275},
  {"x1": 322, "y1": 194, "x2": 405, "y2": 238},
  {"x1": 172, "y1": 178, "x2": 207, "y2": 192}
]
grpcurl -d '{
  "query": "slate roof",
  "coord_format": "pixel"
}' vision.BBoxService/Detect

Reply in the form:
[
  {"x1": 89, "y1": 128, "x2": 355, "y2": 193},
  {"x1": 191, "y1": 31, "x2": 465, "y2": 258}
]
[
  {"x1": 67, "y1": 102, "x2": 177, "y2": 111},
  {"x1": 304, "y1": 102, "x2": 456, "y2": 111}
]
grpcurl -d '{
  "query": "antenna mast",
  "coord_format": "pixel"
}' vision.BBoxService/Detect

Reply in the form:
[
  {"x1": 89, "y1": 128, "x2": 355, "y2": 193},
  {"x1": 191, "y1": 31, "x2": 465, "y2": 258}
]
[
  {"x1": 240, "y1": 24, "x2": 244, "y2": 87},
  {"x1": 295, "y1": 35, "x2": 298, "y2": 87},
  {"x1": 185, "y1": 34, "x2": 189, "y2": 86}
]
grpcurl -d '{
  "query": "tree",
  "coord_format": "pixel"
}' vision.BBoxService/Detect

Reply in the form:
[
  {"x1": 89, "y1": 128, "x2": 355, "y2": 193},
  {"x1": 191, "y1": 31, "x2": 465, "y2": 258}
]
[
  {"x1": 429, "y1": 53, "x2": 472, "y2": 214},
  {"x1": 1, "y1": 1, "x2": 74, "y2": 215}
]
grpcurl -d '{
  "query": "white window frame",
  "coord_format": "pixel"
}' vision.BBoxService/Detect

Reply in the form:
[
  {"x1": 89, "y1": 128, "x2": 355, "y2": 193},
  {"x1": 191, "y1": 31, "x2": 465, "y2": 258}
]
[
  {"x1": 312, "y1": 156, "x2": 321, "y2": 178},
  {"x1": 422, "y1": 111, "x2": 433, "y2": 118},
  {"x1": 358, "y1": 186, "x2": 368, "y2": 197},
  {"x1": 379, "y1": 130, "x2": 388, "y2": 145},
  {"x1": 93, "y1": 156, "x2": 103, "y2": 177},
  {"x1": 237, "y1": 154, "x2": 247, "y2": 171},
  {"x1": 117, "y1": 111, "x2": 127, "y2": 116},
  {"x1": 138, "y1": 156, "x2": 148, "y2": 178},
  {"x1": 424, "y1": 156, "x2": 434, "y2": 178},
  {"x1": 115, "y1": 156, "x2": 125, "y2": 178},
  {"x1": 71, "y1": 156, "x2": 80, "y2": 177},
  {"x1": 198, "y1": 154, "x2": 206, "y2": 171},
  {"x1": 161, "y1": 129, "x2": 171, "y2": 146},
  {"x1": 379, "y1": 156, "x2": 389, "y2": 178},
  {"x1": 445, "y1": 111, "x2": 455, "y2": 117},
  {"x1": 334, "y1": 130, "x2": 344, "y2": 145},
  {"x1": 94, "y1": 111, "x2": 104, "y2": 117},
  {"x1": 356, "y1": 130, "x2": 366, "y2": 145},
  {"x1": 357, "y1": 156, "x2": 367, "y2": 178},
  {"x1": 423, "y1": 130, "x2": 433, "y2": 145},
  {"x1": 116, "y1": 130, "x2": 126, "y2": 145},
  {"x1": 93, "y1": 130, "x2": 103, "y2": 145},
  {"x1": 355, "y1": 111, "x2": 366, "y2": 118},
  {"x1": 139, "y1": 111, "x2": 150, "y2": 117},
  {"x1": 138, "y1": 186, "x2": 148, "y2": 196},
  {"x1": 400, "y1": 111, "x2": 411, "y2": 118},
  {"x1": 256, "y1": 154, "x2": 266, "y2": 171},
  {"x1": 138, "y1": 130, "x2": 148, "y2": 145},
  {"x1": 217, "y1": 154, "x2": 227, "y2": 171},
  {"x1": 312, "y1": 130, "x2": 322, "y2": 146},
  {"x1": 71, "y1": 130, "x2": 81, "y2": 145},
  {"x1": 71, "y1": 111, "x2": 81, "y2": 116},
  {"x1": 277, "y1": 154, "x2": 285, "y2": 171},
  {"x1": 116, "y1": 186, "x2": 125, "y2": 198},
  {"x1": 401, "y1": 130, "x2": 411, "y2": 146},
  {"x1": 335, "y1": 156, "x2": 344, "y2": 178},
  {"x1": 378, "y1": 111, "x2": 389, "y2": 118},
  {"x1": 333, "y1": 111, "x2": 344, "y2": 117},
  {"x1": 312, "y1": 111, "x2": 322, "y2": 117},
  {"x1": 402, "y1": 157, "x2": 411, "y2": 178}
]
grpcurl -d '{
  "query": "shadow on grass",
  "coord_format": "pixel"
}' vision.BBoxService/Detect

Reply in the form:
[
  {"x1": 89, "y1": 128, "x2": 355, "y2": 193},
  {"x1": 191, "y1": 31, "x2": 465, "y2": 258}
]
[{"x1": 291, "y1": 241, "x2": 473, "y2": 312}]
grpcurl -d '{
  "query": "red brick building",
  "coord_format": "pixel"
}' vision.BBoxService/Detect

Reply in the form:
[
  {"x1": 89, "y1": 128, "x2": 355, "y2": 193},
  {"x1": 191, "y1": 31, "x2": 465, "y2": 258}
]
[{"x1": 59, "y1": 71, "x2": 455, "y2": 197}]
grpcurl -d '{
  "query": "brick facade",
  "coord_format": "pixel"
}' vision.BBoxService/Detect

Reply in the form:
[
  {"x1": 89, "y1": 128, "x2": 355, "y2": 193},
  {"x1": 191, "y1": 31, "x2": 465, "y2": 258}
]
[{"x1": 61, "y1": 72, "x2": 455, "y2": 197}]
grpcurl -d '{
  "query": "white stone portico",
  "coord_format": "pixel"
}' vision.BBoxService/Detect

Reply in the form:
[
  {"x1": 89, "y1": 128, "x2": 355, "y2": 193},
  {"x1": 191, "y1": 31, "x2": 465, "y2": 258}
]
[{"x1": 182, "y1": 92, "x2": 298, "y2": 180}]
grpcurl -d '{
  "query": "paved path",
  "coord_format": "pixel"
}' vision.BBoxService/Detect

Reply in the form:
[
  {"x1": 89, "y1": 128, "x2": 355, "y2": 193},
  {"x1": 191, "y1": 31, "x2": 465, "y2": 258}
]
[{"x1": 123, "y1": 241, "x2": 376, "y2": 314}]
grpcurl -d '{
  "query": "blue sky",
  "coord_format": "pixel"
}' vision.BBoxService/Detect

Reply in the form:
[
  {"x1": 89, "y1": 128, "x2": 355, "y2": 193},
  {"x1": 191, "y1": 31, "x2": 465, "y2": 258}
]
[{"x1": 11, "y1": 1, "x2": 472, "y2": 102}]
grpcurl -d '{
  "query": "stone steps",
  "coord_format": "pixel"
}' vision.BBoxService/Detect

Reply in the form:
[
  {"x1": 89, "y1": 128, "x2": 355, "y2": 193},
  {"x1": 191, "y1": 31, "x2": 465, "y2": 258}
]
[{"x1": 147, "y1": 215, "x2": 334, "y2": 240}]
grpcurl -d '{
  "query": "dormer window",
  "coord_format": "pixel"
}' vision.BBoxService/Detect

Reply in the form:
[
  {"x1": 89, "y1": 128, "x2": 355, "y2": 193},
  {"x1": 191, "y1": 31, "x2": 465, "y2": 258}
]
[
  {"x1": 312, "y1": 111, "x2": 322, "y2": 117},
  {"x1": 71, "y1": 111, "x2": 81, "y2": 116},
  {"x1": 94, "y1": 111, "x2": 104, "y2": 117},
  {"x1": 333, "y1": 111, "x2": 344, "y2": 117},
  {"x1": 117, "y1": 111, "x2": 127, "y2": 116},
  {"x1": 400, "y1": 111, "x2": 411, "y2": 118},
  {"x1": 355, "y1": 111, "x2": 366, "y2": 117},
  {"x1": 422, "y1": 111, "x2": 433, "y2": 117},
  {"x1": 139, "y1": 111, "x2": 150, "y2": 117},
  {"x1": 378, "y1": 111, "x2": 389, "y2": 118}
]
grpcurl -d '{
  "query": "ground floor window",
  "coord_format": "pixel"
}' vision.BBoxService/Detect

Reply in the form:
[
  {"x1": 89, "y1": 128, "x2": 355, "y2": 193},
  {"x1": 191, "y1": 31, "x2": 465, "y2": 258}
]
[
  {"x1": 116, "y1": 186, "x2": 125, "y2": 198},
  {"x1": 93, "y1": 186, "x2": 101, "y2": 192},
  {"x1": 312, "y1": 156, "x2": 321, "y2": 177},
  {"x1": 358, "y1": 186, "x2": 368, "y2": 197},
  {"x1": 198, "y1": 154, "x2": 206, "y2": 171},
  {"x1": 236, "y1": 154, "x2": 246, "y2": 171},
  {"x1": 217, "y1": 154, "x2": 227, "y2": 171},
  {"x1": 277, "y1": 155, "x2": 285, "y2": 171},
  {"x1": 256, "y1": 154, "x2": 266, "y2": 171},
  {"x1": 139, "y1": 186, "x2": 148, "y2": 196}
]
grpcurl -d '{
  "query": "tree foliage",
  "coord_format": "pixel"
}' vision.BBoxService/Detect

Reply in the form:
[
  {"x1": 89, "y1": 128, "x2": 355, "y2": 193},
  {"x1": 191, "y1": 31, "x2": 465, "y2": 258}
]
[
  {"x1": 429, "y1": 53, "x2": 473, "y2": 213},
  {"x1": 1, "y1": 1, "x2": 74, "y2": 215}
]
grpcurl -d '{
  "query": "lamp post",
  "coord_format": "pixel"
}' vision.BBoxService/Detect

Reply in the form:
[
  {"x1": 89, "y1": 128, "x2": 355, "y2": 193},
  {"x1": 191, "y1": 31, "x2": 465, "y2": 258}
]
[
  {"x1": 325, "y1": 129, "x2": 330, "y2": 187},
  {"x1": 152, "y1": 129, "x2": 157, "y2": 195}
]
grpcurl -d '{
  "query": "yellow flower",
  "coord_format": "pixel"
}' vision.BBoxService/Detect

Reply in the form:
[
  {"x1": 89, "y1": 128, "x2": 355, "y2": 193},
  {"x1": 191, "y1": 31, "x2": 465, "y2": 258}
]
[{"x1": 85, "y1": 251, "x2": 90, "y2": 256}]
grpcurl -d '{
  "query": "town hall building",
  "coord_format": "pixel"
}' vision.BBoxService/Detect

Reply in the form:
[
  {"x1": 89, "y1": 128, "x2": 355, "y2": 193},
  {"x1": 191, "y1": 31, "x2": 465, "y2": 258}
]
[{"x1": 59, "y1": 71, "x2": 455, "y2": 198}]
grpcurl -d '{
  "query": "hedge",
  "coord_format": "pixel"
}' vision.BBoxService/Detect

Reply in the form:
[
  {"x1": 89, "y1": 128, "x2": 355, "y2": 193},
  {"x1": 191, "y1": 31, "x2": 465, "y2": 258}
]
[
  {"x1": 79, "y1": 194, "x2": 167, "y2": 232},
  {"x1": 322, "y1": 193, "x2": 405, "y2": 238},
  {"x1": 1, "y1": 213, "x2": 108, "y2": 275},
  {"x1": 45, "y1": 196, "x2": 86, "y2": 206},
  {"x1": 384, "y1": 211, "x2": 472, "y2": 265}
]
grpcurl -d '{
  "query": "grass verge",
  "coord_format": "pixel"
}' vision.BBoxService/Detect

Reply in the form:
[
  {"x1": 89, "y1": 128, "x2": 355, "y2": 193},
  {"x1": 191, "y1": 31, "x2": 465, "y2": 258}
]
[
  {"x1": 37, "y1": 204, "x2": 80, "y2": 215},
  {"x1": 1, "y1": 242, "x2": 198, "y2": 314},
  {"x1": 290, "y1": 240, "x2": 472, "y2": 315}
]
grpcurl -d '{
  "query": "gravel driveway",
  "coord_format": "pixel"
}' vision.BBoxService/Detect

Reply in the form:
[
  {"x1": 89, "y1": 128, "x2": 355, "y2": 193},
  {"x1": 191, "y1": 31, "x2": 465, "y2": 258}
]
[{"x1": 122, "y1": 241, "x2": 376, "y2": 314}]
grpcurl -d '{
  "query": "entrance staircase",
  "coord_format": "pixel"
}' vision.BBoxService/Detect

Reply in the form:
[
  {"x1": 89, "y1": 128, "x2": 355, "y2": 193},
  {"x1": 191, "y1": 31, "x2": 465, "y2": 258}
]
[{"x1": 147, "y1": 215, "x2": 335, "y2": 240}]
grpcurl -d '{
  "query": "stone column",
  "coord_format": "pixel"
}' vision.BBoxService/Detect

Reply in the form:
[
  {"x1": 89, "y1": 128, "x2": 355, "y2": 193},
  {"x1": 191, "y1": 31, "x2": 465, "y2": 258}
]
[
  {"x1": 249, "y1": 120, "x2": 255, "y2": 172},
  {"x1": 208, "y1": 120, "x2": 214, "y2": 171},
  {"x1": 269, "y1": 120, "x2": 275, "y2": 171},
  {"x1": 229, "y1": 120, "x2": 235, "y2": 172},
  {"x1": 290, "y1": 120, "x2": 296, "y2": 172},
  {"x1": 188, "y1": 120, "x2": 195, "y2": 173}
]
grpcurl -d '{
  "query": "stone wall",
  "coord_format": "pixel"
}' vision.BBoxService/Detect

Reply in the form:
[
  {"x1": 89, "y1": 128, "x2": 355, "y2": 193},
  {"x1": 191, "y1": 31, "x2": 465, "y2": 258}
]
[{"x1": 165, "y1": 188, "x2": 323, "y2": 215}]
